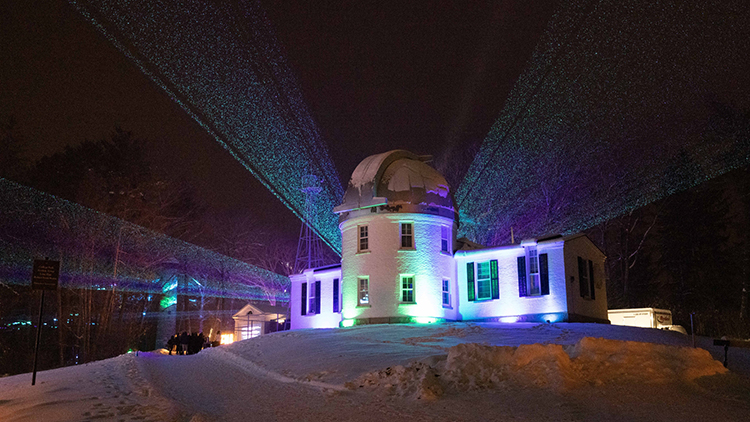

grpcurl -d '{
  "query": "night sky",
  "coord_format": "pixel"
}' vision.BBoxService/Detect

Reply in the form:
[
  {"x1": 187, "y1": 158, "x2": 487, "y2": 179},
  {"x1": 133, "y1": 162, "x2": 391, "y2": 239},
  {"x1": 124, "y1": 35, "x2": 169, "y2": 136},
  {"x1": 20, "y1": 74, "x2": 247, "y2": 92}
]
[{"x1": 0, "y1": 0, "x2": 554, "y2": 244}]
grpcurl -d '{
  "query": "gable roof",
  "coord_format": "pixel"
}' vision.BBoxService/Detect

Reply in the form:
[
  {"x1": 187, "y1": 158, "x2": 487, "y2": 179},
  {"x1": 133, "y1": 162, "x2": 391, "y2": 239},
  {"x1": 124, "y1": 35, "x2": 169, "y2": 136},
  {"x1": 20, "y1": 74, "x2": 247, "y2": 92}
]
[{"x1": 233, "y1": 302, "x2": 288, "y2": 319}]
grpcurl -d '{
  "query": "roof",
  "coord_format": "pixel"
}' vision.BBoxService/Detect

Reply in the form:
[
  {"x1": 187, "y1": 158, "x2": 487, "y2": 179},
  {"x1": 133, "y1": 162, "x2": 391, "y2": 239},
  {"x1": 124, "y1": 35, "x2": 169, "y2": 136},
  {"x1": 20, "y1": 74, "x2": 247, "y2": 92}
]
[
  {"x1": 232, "y1": 302, "x2": 288, "y2": 319},
  {"x1": 454, "y1": 233, "x2": 605, "y2": 258},
  {"x1": 334, "y1": 150, "x2": 454, "y2": 213}
]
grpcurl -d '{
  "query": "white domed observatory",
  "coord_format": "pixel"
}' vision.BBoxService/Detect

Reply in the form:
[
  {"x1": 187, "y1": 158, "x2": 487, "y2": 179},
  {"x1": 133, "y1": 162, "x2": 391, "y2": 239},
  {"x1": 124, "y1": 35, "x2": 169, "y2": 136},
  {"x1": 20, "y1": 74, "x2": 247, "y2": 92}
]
[
  {"x1": 288, "y1": 149, "x2": 609, "y2": 331},
  {"x1": 333, "y1": 150, "x2": 458, "y2": 324}
]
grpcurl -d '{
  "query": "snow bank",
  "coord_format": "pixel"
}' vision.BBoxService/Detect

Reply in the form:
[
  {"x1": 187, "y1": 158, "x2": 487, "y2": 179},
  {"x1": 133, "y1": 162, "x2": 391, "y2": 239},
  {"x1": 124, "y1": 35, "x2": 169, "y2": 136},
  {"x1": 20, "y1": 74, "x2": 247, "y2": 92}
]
[{"x1": 349, "y1": 337, "x2": 728, "y2": 400}]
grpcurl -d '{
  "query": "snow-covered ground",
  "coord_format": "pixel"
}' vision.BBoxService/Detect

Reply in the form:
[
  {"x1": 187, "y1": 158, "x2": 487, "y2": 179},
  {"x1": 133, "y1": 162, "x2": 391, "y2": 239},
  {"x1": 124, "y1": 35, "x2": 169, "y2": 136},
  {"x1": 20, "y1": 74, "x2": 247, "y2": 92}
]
[{"x1": 2, "y1": 322, "x2": 750, "y2": 421}]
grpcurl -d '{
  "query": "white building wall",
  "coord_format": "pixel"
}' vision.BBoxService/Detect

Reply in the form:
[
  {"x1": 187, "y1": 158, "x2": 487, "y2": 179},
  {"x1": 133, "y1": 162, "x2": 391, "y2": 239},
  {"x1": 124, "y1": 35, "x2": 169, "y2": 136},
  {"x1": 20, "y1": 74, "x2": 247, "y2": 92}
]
[
  {"x1": 563, "y1": 236, "x2": 608, "y2": 322},
  {"x1": 454, "y1": 242, "x2": 568, "y2": 322},
  {"x1": 340, "y1": 211, "x2": 458, "y2": 323},
  {"x1": 290, "y1": 266, "x2": 343, "y2": 330}
]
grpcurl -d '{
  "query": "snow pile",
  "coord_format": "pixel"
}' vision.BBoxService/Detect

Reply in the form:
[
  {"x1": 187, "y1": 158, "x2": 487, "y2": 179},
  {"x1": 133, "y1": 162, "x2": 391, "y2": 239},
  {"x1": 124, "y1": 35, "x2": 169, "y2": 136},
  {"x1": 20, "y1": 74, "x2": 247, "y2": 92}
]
[
  {"x1": 571, "y1": 337, "x2": 728, "y2": 384},
  {"x1": 349, "y1": 337, "x2": 728, "y2": 400}
]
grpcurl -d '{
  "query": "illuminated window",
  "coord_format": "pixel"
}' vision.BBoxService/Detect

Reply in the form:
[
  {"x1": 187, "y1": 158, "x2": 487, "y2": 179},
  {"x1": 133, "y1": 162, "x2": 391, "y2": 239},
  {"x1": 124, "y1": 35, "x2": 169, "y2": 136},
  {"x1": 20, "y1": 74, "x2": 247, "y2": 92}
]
[
  {"x1": 517, "y1": 250, "x2": 549, "y2": 297},
  {"x1": 358, "y1": 277, "x2": 369, "y2": 306},
  {"x1": 528, "y1": 247, "x2": 541, "y2": 295},
  {"x1": 467, "y1": 260, "x2": 499, "y2": 301},
  {"x1": 358, "y1": 225, "x2": 369, "y2": 252},
  {"x1": 441, "y1": 226, "x2": 449, "y2": 253},
  {"x1": 476, "y1": 262, "x2": 491, "y2": 300},
  {"x1": 401, "y1": 275, "x2": 414, "y2": 303},
  {"x1": 400, "y1": 222, "x2": 413, "y2": 249},
  {"x1": 442, "y1": 279, "x2": 450, "y2": 307},
  {"x1": 308, "y1": 280, "x2": 320, "y2": 315}
]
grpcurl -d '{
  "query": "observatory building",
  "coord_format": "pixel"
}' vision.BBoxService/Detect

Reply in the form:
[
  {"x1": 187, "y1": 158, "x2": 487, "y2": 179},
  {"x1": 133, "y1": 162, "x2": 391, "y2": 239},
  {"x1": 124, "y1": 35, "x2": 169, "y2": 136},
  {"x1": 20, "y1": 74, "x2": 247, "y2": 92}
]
[{"x1": 290, "y1": 150, "x2": 608, "y2": 329}]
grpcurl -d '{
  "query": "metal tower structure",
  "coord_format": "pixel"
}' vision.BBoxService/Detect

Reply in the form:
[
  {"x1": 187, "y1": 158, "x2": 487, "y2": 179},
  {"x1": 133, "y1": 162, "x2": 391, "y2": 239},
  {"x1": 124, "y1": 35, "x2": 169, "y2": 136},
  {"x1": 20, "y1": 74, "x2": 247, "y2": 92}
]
[{"x1": 295, "y1": 175, "x2": 326, "y2": 271}]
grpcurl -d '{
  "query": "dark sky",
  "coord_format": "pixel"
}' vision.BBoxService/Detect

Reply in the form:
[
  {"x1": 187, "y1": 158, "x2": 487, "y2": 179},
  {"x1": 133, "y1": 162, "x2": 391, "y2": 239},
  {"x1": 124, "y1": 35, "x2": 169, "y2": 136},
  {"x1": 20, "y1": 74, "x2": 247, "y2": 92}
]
[{"x1": 0, "y1": 0, "x2": 555, "y2": 243}]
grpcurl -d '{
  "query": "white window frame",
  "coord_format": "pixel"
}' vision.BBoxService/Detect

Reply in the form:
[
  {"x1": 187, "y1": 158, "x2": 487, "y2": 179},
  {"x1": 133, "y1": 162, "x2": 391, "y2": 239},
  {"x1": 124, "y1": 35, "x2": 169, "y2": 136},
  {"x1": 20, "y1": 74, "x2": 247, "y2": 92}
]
[
  {"x1": 476, "y1": 261, "x2": 492, "y2": 300},
  {"x1": 527, "y1": 247, "x2": 541, "y2": 296},
  {"x1": 358, "y1": 225, "x2": 369, "y2": 252},
  {"x1": 400, "y1": 222, "x2": 414, "y2": 249},
  {"x1": 440, "y1": 226, "x2": 449, "y2": 253},
  {"x1": 442, "y1": 279, "x2": 451, "y2": 307},
  {"x1": 308, "y1": 280, "x2": 318, "y2": 315},
  {"x1": 358, "y1": 277, "x2": 370, "y2": 306},
  {"x1": 400, "y1": 275, "x2": 415, "y2": 303}
]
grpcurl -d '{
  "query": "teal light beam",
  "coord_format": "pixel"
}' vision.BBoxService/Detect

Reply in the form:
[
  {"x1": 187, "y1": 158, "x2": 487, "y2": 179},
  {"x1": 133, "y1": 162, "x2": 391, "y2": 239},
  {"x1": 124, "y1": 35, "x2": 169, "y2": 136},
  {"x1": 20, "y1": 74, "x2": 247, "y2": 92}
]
[
  {"x1": 458, "y1": 0, "x2": 750, "y2": 245},
  {"x1": 68, "y1": 0, "x2": 344, "y2": 252}
]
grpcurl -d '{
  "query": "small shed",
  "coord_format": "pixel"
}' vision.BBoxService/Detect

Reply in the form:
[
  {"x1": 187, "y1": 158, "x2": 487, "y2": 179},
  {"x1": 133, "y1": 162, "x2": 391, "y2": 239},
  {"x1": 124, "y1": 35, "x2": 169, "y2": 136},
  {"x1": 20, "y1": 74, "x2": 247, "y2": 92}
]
[{"x1": 232, "y1": 303, "x2": 289, "y2": 341}]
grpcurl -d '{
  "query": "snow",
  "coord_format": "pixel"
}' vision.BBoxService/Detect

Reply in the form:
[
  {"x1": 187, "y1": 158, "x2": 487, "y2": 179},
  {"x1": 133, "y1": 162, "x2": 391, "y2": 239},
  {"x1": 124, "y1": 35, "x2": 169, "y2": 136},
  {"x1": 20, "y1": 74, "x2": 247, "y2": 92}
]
[
  {"x1": 381, "y1": 160, "x2": 449, "y2": 198},
  {"x1": 2, "y1": 322, "x2": 750, "y2": 421}
]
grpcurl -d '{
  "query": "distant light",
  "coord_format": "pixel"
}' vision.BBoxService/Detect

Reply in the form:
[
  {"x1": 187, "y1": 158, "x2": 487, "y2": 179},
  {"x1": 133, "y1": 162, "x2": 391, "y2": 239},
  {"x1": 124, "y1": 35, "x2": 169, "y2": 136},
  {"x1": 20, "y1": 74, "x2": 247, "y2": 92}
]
[
  {"x1": 341, "y1": 319, "x2": 355, "y2": 328},
  {"x1": 500, "y1": 316, "x2": 519, "y2": 323},
  {"x1": 127, "y1": 349, "x2": 134, "y2": 353},
  {"x1": 220, "y1": 333, "x2": 234, "y2": 345}
]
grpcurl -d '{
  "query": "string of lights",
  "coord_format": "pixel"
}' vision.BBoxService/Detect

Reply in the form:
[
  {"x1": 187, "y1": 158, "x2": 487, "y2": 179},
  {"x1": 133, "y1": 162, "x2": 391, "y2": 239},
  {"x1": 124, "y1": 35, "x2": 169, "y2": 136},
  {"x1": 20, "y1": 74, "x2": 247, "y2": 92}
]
[
  {"x1": 457, "y1": 0, "x2": 750, "y2": 245},
  {"x1": 68, "y1": 0, "x2": 344, "y2": 252}
]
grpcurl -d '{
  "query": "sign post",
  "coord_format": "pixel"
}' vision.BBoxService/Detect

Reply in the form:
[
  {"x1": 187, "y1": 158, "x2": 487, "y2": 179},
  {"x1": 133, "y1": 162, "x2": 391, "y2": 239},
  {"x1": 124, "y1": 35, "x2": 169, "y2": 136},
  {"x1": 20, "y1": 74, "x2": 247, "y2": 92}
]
[{"x1": 31, "y1": 259, "x2": 59, "y2": 386}]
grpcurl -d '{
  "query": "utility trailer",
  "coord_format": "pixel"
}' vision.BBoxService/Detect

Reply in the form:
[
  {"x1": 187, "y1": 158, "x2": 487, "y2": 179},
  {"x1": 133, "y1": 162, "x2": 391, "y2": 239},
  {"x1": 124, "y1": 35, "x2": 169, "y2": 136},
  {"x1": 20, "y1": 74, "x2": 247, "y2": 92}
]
[{"x1": 607, "y1": 308, "x2": 681, "y2": 331}]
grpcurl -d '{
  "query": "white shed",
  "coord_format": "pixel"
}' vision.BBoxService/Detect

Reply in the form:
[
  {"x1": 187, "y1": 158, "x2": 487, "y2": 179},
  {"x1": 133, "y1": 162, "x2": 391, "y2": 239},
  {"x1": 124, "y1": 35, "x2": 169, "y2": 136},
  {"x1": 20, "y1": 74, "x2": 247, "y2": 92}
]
[{"x1": 232, "y1": 303, "x2": 288, "y2": 341}]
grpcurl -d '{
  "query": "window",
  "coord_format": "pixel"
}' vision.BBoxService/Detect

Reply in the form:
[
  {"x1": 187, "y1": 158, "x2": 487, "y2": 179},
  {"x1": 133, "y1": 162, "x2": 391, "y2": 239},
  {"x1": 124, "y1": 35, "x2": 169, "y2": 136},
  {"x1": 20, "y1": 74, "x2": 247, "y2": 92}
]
[
  {"x1": 578, "y1": 257, "x2": 596, "y2": 300},
  {"x1": 400, "y1": 222, "x2": 413, "y2": 249},
  {"x1": 476, "y1": 262, "x2": 491, "y2": 300},
  {"x1": 308, "y1": 280, "x2": 320, "y2": 315},
  {"x1": 333, "y1": 278, "x2": 340, "y2": 313},
  {"x1": 528, "y1": 247, "x2": 541, "y2": 295},
  {"x1": 401, "y1": 275, "x2": 414, "y2": 303},
  {"x1": 467, "y1": 260, "x2": 499, "y2": 301},
  {"x1": 358, "y1": 277, "x2": 369, "y2": 306},
  {"x1": 441, "y1": 226, "x2": 449, "y2": 253},
  {"x1": 442, "y1": 279, "x2": 450, "y2": 307},
  {"x1": 358, "y1": 225, "x2": 369, "y2": 252},
  {"x1": 517, "y1": 251, "x2": 549, "y2": 297}
]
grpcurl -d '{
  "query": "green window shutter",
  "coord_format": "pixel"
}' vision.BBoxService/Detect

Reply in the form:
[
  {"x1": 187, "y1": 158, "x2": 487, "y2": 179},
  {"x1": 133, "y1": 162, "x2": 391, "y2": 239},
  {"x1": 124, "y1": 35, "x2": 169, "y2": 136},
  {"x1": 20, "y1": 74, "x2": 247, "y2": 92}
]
[
  {"x1": 539, "y1": 253, "x2": 549, "y2": 295},
  {"x1": 588, "y1": 260, "x2": 595, "y2": 300},
  {"x1": 467, "y1": 262, "x2": 475, "y2": 302},
  {"x1": 490, "y1": 259, "x2": 499, "y2": 299},
  {"x1": 517, "y1": 256, "x2": 527, "y2": 297},
  {"x1": 301, "y1": 282, "x2": 307, "y2": 315}
]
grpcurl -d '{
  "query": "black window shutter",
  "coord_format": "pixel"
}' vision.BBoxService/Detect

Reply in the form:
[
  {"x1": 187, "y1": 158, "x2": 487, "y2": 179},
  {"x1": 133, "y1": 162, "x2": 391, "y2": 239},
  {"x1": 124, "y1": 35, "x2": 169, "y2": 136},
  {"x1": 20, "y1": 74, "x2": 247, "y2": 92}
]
[
  {"x1": 578, "y1": 257, "x2": 587, "y2": 298},
  {"x1": 517, "y1": 256, "x2": 527, "y2": 297},
  {"x1": 588, "y1": 260, "x2": 595, "y2": 300},
  {"x1": 333, "y1": 278, "x2": 340, "y2": 312},
  {"x1": 467, "y1": 262, "x2": 475, "y2": 301},
  {"x1": 301, "y1": 282, "x2": 307, "y2": 315},
  {"x1": 539, "y1": 253, "x2": 549, "y2": 295},
  {"x1": 490, "y1": 260, "x2": 499, "y2": 299},
  {"x1": 315, "y1": 281, "x2": 321, "y2": 314}
]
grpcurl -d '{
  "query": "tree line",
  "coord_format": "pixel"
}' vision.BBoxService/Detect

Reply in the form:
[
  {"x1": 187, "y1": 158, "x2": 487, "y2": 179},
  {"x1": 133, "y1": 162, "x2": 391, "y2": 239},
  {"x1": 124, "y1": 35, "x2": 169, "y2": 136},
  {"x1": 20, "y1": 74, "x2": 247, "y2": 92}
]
[
  {"x1": 587, "y1": 163, "x2": 750, "y2": 338},
  {"x1": 0, "y1": 118, "x2": 331, "y2": 376}
]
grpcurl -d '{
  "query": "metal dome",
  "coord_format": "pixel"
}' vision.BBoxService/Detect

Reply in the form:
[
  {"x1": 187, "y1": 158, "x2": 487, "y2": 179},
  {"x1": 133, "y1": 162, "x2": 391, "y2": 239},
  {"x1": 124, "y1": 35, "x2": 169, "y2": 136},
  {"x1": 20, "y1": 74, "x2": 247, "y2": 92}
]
[{"x1": 334, "y1": 150, "x2": 454, "y2": 214}]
